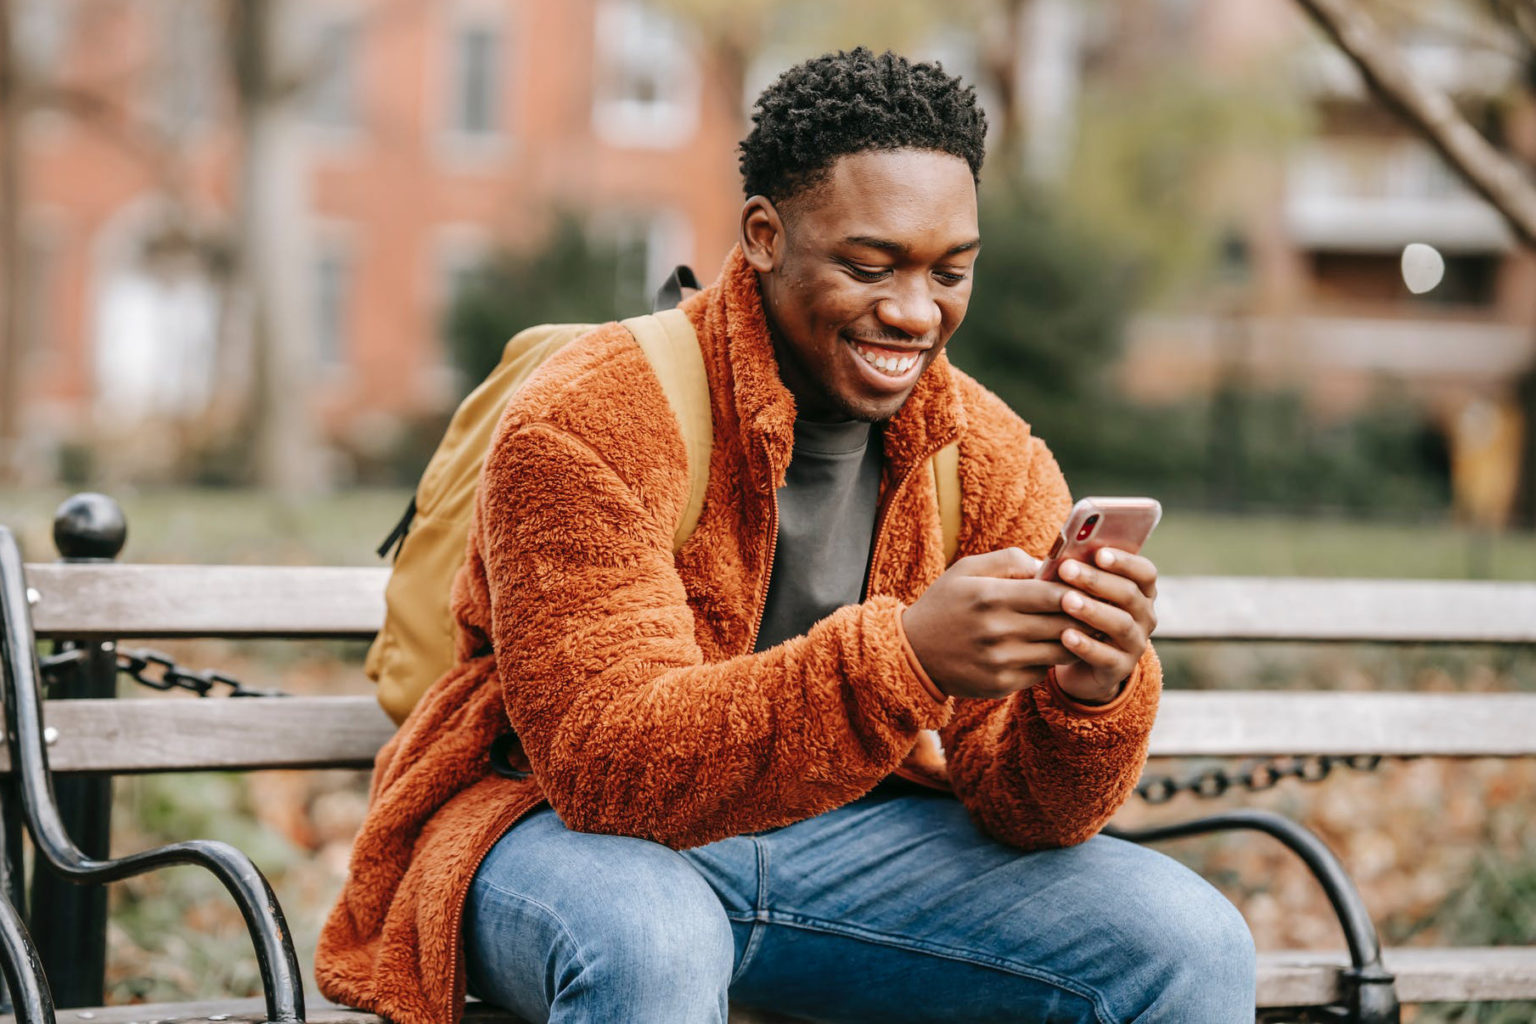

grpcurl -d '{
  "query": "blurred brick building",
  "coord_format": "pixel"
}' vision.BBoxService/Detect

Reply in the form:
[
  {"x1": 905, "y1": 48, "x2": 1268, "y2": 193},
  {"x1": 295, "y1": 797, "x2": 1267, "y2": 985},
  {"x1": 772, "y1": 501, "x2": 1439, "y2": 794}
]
[
  {"x1": 8, "y1": 0, "x2": 744, "y2": 480},
  {"x1": 1098, "y1": 0, "x2": 1536, "y2": 522},
  {"x1": 9, "y1": 0, "x2": 1536, "y2": 517}
]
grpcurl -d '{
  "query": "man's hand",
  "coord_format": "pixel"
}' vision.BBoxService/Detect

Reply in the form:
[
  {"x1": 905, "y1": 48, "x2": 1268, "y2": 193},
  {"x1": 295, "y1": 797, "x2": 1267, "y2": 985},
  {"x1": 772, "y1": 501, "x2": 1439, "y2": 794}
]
[
  {"x1": 900, "y1": 548, "x2": 1078, "y2": 700},
  {"x1": 1052, "y1": 548, "x2": 1159, "y2": 704}
]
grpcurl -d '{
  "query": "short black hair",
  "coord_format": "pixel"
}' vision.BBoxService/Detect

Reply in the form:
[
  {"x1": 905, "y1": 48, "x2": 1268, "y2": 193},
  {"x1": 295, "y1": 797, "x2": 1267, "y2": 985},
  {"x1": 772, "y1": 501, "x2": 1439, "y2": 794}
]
[{"x1": 739, "y1": 47, "x2": 987, "y2": 203}]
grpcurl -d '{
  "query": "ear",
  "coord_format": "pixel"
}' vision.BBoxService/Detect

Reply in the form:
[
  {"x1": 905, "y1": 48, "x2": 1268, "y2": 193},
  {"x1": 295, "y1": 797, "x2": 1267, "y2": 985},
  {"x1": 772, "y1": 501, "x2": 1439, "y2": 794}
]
[{"x1": 739, "y1": 196, "x2": 784, "y2": 272}]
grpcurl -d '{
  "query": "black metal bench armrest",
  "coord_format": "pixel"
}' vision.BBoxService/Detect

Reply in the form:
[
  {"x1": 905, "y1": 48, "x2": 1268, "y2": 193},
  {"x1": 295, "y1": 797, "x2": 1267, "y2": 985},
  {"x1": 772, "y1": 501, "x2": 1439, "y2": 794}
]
[
  {"x1": 0, "y1": 529, "x2": 303, "y2": 1024},
  {"x1": 0, "y1": 893, "x2": 53, "y2": 1024},
  {"x1": 1108, "y1": 809, "x2": 1399, "y2": 1024}
]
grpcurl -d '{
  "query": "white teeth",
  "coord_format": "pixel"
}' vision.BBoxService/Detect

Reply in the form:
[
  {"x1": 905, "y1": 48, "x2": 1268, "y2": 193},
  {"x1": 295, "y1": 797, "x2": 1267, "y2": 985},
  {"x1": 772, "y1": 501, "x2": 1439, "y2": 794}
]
[{"x1": 854, "y1": 344, "x2": 920, "y2": 376}]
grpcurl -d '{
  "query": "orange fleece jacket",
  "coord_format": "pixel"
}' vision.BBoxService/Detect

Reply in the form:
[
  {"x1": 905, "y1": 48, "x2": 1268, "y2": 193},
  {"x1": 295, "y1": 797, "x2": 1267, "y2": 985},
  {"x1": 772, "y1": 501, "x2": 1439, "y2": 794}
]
[{"x1": 316, "y1": 247, "x2": 1161, "y2": 1024}]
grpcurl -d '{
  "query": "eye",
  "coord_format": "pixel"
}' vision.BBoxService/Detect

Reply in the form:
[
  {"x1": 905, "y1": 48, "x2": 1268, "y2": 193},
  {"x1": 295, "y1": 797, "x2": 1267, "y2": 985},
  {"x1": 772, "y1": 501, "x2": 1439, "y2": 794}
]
[
  {"x1": 934, "y1": 270, "x2": 970, "y2": 286},
  {"x1": 841, "y1": 260, "x2": 891, "y2": 282}
]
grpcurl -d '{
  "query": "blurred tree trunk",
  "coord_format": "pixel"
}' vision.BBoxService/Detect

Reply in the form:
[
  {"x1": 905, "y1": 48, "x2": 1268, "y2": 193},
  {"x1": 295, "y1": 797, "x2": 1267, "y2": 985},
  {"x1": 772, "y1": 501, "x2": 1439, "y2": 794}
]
[
  {"x1": 0, "y1": 0, "x2": 23, "y2": 484},
  {"x1": 1294, "y1": 0, "x2": 1536, "y2": 526},
  {"x1": 1295, "y1": 0, "x2": 1536, "y2": 245},
  {"x1": 227, "y1": 0, "x2": 320, "y2": 496}
]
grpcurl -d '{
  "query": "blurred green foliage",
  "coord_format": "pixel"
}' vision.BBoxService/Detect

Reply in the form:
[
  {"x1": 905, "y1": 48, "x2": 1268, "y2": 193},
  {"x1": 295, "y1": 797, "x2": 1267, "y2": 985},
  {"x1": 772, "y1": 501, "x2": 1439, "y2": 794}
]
[
  {"x1": 446, "y1": 215, "x2": 645, "y2": 390},
  {"x1": 1066, "y1": 65, "x2": 1311, "y2": 303},
  {"x1": 1414, "y1": 858, "x2": 1536, "y2": 1024},
  {"x1": 946, "y1": 188, "x2": 1452, "y2": 516},
  {"x1": 108, "y1": 773, "x2": 304, "y2": 1003}
]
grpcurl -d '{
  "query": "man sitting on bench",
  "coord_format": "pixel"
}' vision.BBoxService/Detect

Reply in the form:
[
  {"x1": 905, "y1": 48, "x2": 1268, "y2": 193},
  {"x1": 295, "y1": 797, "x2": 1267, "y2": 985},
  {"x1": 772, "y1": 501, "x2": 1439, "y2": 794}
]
[{"x1": 316, "y1": 47, "x2": 1256, "y2": 1024}]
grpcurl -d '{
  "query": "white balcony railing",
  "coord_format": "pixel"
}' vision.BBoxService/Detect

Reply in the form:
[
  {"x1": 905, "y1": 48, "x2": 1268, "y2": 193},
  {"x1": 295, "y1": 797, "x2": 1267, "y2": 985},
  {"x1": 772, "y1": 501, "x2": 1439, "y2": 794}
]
[{"x1": 1285, "y1": 140, "x2": 1513, "y2": 251}]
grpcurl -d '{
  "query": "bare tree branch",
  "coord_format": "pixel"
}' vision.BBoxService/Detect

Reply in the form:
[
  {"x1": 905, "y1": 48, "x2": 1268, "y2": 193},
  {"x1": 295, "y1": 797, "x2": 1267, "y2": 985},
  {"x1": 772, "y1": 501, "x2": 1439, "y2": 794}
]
[
  {"x1": 1485, "y1": 0, "x2": 1536, "y2": 55},
  {"x1": 1376, "y1": 0, "x2": 1524, "y2": 59},
  {"x1": 1296, "y1": 0, "x2": 1536, "y2": 249}
]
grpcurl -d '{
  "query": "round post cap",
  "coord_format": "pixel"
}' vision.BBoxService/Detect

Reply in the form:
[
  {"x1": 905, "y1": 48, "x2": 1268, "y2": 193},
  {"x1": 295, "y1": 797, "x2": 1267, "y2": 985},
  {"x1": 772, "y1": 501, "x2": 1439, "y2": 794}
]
[{"x1": 53, "y1": 492, "x2": 127, "y2": 561}]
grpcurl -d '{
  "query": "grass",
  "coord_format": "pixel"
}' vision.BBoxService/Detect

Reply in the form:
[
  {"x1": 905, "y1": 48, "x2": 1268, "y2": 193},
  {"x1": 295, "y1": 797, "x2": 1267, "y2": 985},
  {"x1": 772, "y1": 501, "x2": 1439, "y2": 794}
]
[
  {"x1": 1144, "y1": 512, "x2": 1536, "y2": 581},
  {"x1": 4, "y1": 486, "x2": 1535, "y2": 579}
]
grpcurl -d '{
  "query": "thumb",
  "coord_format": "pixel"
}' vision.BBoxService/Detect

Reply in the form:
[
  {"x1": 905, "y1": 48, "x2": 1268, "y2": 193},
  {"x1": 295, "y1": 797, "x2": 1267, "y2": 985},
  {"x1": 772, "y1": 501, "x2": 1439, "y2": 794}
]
[{"x1": 956, "y1": 546, "x2": 1040, "y2": 580}]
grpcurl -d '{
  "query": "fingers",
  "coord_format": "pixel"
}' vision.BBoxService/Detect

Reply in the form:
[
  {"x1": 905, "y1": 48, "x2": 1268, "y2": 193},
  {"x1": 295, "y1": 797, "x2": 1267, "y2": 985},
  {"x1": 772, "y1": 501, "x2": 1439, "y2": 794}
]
[
  {"x1": 972, "y1": 644, "x2": 1074, "y2": 699},
  {"x1": 956, "y1": 547, "x2": 1040, "y2": 581},
  {"x1": 1061, "y1": 625, "x2": 1134, "y2": 675},
  {"x1": 1056, "y1": 556, "x2": 1134, "y2": 605},
  {"x1": 1095, "y1": 548, "x2": 1158, "y2": 598},
  {"x1": 1060, "y1": 589, "x2": 1142, "y2": 651}
]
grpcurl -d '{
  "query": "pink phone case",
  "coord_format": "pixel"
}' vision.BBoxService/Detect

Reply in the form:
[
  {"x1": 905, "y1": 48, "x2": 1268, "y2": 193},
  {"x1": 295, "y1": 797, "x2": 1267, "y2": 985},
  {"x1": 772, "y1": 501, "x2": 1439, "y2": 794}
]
[{"x1": 1036, "y1": 497, "x2": 1162, "y2": 582}]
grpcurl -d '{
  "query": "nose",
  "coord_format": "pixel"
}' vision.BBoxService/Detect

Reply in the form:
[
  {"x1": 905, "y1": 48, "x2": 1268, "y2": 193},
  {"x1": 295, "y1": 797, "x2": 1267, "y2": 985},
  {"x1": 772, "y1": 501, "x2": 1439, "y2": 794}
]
[{"x1": 875, "y1": 277, "x2": 942, "y2": 339}]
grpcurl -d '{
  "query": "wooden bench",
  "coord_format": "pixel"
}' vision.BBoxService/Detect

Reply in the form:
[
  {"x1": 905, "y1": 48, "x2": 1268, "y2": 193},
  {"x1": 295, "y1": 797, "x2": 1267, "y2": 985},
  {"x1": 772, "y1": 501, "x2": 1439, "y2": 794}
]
[{"x1": 2, "y1": 505, "x2": 1535, "y2": 1023}]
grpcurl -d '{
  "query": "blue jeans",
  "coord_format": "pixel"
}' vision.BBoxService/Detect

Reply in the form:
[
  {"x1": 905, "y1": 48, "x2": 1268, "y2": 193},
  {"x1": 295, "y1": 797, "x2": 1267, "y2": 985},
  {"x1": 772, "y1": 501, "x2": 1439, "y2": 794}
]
[{"x1": 463, "y1": 783, "x2": 1256, "y2": 1023}]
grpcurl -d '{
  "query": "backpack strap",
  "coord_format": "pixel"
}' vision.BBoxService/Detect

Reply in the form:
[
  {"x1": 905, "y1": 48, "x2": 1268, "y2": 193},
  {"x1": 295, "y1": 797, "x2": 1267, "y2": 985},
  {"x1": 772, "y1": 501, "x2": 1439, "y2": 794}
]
[
  {"x1": 623, "y1": 309, "x2": 713, "y2": 552},
  {"x1": 931, "y1": 441, "x2": 961, "y2": 565},
  {"x1": 652, "y1": 265, "x2": 701, "y2": 312}
]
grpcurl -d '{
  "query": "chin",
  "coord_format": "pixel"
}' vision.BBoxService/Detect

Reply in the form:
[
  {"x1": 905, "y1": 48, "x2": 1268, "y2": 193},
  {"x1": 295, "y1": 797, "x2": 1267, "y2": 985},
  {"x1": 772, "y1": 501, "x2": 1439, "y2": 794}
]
[{"x1": 836, "y1": 391, "x2": 911, "y2": 424}]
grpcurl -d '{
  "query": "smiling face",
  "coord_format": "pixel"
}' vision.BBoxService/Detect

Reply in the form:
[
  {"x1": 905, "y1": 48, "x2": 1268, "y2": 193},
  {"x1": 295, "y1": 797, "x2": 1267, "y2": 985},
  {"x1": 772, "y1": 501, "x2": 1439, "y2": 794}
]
[{"x1": 741, "y1": 148, "x2": 981, "y2": 423}]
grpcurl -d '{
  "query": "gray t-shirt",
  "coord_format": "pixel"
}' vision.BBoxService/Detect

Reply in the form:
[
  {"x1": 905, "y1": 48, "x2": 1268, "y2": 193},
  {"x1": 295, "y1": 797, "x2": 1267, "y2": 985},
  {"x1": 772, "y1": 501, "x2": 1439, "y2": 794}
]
[{"x1": 753, "y1": 418, "x2": 883, "y2": 653}]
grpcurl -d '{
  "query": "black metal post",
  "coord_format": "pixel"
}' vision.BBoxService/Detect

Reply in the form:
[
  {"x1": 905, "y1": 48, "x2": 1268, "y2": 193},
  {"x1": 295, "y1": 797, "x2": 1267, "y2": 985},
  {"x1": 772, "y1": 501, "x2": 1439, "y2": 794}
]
[{"x1": 27, "y1": 494, "x2": 124, "y2": 1008}]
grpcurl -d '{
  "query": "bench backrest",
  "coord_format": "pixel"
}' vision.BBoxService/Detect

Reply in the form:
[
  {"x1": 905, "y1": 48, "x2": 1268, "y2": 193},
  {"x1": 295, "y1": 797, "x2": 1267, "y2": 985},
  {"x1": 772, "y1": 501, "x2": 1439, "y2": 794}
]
[{"x1": 16, "y1": 563, "x2": 1536, "y2": 774}]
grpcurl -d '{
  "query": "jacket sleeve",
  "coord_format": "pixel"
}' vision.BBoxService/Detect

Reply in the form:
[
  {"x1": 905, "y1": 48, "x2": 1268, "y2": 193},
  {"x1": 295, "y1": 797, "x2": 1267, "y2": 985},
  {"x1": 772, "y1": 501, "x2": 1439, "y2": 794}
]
[
  {"x1": 938, "y1": 428, "x2": 1161, "y2": 850},
  {"x1": 477, "y1": 420, "x2": 952, "y2": 850}
]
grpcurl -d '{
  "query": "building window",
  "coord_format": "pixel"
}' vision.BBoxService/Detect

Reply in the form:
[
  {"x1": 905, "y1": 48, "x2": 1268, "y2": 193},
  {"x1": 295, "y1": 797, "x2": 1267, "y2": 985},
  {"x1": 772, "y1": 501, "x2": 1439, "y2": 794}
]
[
  {"x1": 597, "y1": 210, "x2": 693, "y2": 312},
  {"x1": 449, "y1": 24, "x2": 501, "y2": 136},
  {"x1": 592, "y1": 0, "x2": 699, "y2": 149},
  {"x1": 308, "y1": 18, "x2": 359, "y2": 130},
  {"x1": 314, "y1": 249, "x2": 351, "y2": 366},
  {"x1": 16, "y1": 0, "x2": 71, "y2": 72},
  {"x1": 157, "y1": 0, "x2": 216, "y2": 136}
]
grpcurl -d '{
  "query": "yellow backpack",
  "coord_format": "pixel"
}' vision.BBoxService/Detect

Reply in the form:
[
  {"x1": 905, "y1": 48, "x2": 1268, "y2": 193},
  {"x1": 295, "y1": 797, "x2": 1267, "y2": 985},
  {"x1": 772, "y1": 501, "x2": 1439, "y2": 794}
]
[{"x1": 367, "y1": 274, "x2": 961, "y2": 725}]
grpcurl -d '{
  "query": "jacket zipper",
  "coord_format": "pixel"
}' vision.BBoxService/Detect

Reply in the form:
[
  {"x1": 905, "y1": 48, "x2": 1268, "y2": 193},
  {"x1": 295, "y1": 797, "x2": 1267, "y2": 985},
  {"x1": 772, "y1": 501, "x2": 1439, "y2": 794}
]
[
  {"x1": 873, "y1": 445, "x2": 958, "y2": 792},
  {"x1": 745, "y1": 439, "x2": 781, "y2": 653},
  {"x1": 444, "y1": 795, "x2": 540, "y2": 1022},
  {"x1": 866, "y1": 453, "x2": 930, "y2": 597}
]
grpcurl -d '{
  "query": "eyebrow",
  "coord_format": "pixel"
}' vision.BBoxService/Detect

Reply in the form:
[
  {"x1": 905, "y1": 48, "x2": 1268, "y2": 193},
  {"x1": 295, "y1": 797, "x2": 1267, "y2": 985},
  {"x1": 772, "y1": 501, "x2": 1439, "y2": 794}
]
[{"x1": 841, "y1": 235, "x2": 982, "y2": 257}]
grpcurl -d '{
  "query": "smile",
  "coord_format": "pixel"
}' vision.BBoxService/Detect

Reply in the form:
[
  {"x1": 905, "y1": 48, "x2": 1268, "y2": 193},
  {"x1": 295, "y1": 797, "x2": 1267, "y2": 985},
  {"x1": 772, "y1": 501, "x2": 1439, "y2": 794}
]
[{"x1": 851, "y1": 342, "x2": 922, "y2": 377}]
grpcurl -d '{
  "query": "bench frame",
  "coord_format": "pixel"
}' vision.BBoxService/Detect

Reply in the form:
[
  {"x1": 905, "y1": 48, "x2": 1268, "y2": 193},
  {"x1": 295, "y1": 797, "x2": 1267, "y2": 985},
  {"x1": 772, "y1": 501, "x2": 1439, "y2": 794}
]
[
  {"x1": 0, "y1": 528, "x2": 303, "y2": 1024},
  {"x1": 3, "y1": 497, "x2": 1536, "y2": 1023}
]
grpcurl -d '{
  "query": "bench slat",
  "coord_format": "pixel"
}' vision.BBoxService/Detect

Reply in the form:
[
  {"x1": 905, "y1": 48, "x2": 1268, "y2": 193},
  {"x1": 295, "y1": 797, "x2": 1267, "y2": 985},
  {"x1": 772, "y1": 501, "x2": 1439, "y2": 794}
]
[
  {"x1": 4, "y1": 692, "x2": 1533, "y2": 775},
  {"x1": 1157, "y1": 576, "x2": 1536, "y2": 643},
  {"x1": 7, "y1": 948, "x2": 1532, "y2": 1021},
  {"x1": 25, "y1": 564, "x2": 1536, "y2": 643},
  {"x1": 1262, "y1": 946, "x2": 1536, "y2": 1006},
  {"x1": 1148, "y1": 691, "x2": 1536, "y2": 758},
  {"x1": 3, "y1": 697, "x2": 398, "y2": 774},
  {"x1": 26, "y1": 564, "x2": 390, "y2": 639}
]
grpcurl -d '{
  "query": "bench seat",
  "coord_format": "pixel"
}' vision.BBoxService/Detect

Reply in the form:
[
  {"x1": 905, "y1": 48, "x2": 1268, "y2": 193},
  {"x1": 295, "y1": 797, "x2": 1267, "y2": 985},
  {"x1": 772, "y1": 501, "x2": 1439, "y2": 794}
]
[{"x1": 9, "y1": 948, "x2": 1533, "y2": 1023}]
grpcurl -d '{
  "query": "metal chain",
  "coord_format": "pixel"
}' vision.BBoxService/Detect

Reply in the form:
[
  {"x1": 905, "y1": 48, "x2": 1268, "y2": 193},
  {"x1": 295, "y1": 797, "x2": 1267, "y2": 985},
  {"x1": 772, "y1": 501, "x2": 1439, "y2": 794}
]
[
  {"x1": 1135, "y1": 754, "x2": 1391, "y2": 804},
  {"x1": 40, "y1": 646, "x2": 286, "y2": 697},
  {"x1": 112, "y1": 647, "x2": 287, "y2": 697},
  {"x1": 32, "y1": 651, "x2": 1396, "y2": 795}
]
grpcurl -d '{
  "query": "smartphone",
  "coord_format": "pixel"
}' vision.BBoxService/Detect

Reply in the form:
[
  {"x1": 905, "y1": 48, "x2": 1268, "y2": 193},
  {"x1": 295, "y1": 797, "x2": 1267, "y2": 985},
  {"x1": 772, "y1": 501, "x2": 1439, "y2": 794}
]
[{"x1": 1036, "y1": 497, "x2": 1162, "y2": 582}]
